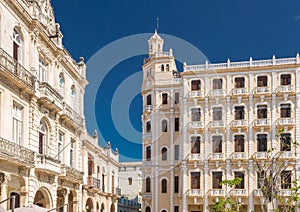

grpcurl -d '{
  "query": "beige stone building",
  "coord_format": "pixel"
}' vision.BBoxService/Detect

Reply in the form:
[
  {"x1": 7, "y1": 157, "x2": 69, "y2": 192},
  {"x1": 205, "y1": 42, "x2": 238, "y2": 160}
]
[
  {"x1": 0, "y1": 0, "x2": 120, "y2": 212},
  {"x1": 141, "y1": 31, "x2": 300, "y2": 212}
]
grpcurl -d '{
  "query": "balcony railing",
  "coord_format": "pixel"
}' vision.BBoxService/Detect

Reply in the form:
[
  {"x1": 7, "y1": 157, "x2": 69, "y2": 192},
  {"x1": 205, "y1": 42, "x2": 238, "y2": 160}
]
[
  {"x1": 231, "y1": 120, "x2": 248, "y2": 128},
  {"x1": 277, "y1": 85, "x2": 294, "y2": 94},
  {"x1": 60, "y1": 164, "x2": 84, "y2": 182},
  {"x1": 189, "y1": 153, "x2": 203, "y2": 161},
  {"x1": 231, "y1": 152, "x2": 247, "y2": 160},
  {"x1": 231, "y1": 189, "x2": 247, "y2": 196},
  {"x1": 277, "y1": 118, "x2": 294, "y2": 126},
  {"x1": 253, "y1": 152, "x2": 269, "y2": 160},
  {"x1": 87, "y1": 176, "x2": 101, "y2": 189},
  {"x1": 61, "y1": 103, "x2": 84, "y2": 128},
  {"x1": 0, "y1": 47, "x2": 35, "y2": 89},
  {"x1": 143, "y1": 105, "x2": 153, "y2": 113},
  {"x1": 253, "y1": 119, "x2": 271, "y2": 127},
  {"x1": 209, "y1": 89, "x2": 225, "y2": 97},
  {"x1": 210, "y1": 121, "x2": 225, "y2": 128},
  {"x1": 142, "y1": 193, "x2": 152, "y2": 199},
  {"x1": 188, "y1": 90, "x2": 204, "y2": 98},
  {"x1": 209, "y1": 189, "x2": 225, "y2": 196},
  {"x1": 254, "y1": 87, "x2": 271, "y2": 95},
  {"x1": 253, "y1": 189, "x2": 263, "y2": 197},
  {"x1": 278, "y1": 151, "x2": 295, "y2": 160},
  {"x1": 232, "y1": 88, "x2": 248, "y2": 96},
  {"x1": 38, "y1": 82, "x2": 63, "y2": 109},
  {"x1": 188, "y1": 189, "x2": 203, "y2": 197},
  {"x1": 35, "y1": 154, "x2": 61, "y2": 174},
  {"x1": 143, "y1": 132, "x2": 152, "y2": 139},
  {"x1": 0, "y1": 137, "x2": 35, "y2": 165},
  {"x1": 189, "y1": 121, "x2": 203, "y2": 129},
  {"x1": 279, "y1": 189, "x2": 291, "y2": 196},
  {"x1": 209, "y1": 153, "x2": 225, "y2": 160}
]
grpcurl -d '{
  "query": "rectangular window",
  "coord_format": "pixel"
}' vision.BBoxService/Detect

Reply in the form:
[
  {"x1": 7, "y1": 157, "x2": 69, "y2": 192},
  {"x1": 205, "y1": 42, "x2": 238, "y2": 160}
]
[
  {"x1": 257, "y1": 134, "x2": 267, "y2": 152},
  {"x1": 70, "y1": 139, "x2": 75, "y2": 167},
  {"x1": 191, "y1": 80, "x2": 201, "y2": 91},
  {"x1": 280, "y1": 104, "x2": 291, "y2": 118},
  {"x1": 234, "y1": 172, "x2": 245, "y2": 189},
  {"x1": 175, "y1": 145, "x2": 179, "y2": 160},
  {"x1": 280, "y1": 133, "x2": 291, "y2": 151},
  {"x1": 175, "y1": 92, "x2": 179, "y2": 104},
  {"x1": 146, "y1": 121, "x2": 151, "y2": 133},
  {"x1": 257, "y1": 76, "x2": 268, "y2": 87},
  {"x1": 234, "y1": 135, "x2": 245, "y2": 152},
  {"x1": 146, "y1": 146, "x2": 151, "y2": 161},
  {"x1": 191, "y1": 172, "x2": 200, "y2": 189},
  {"x1": 174, "y1": 206, "x2": 179, "y2": 212},
  {"x1": 128, "y1": 177, "x2": 132, "y2": 185},
  {"x1": 212, "y1": 136, "x2": 222, "y2": 153},
  {"x1": 212, "y1": 172, "x2": 222, "y2": 189},
  {"x1": 235, "y1": 106, "x2": 245, "y2": 120},
  {"x1": 191, "y1": 136, "x2": 200, "y2": 154},
  {"x1": 235, "y1": 77, "x2": 245, "y2": 88},
  {"x1": 281, "y1": 74, "x2": 291, "y2": 85},
  {"x1": 281, "y1": 171, "x2": 291, "y2": 189},
  {"x1": 162, "y1": 93, "x2": 168, "y2": 104},
  {"x1": 175, "y1": 118, "x2": 179, "y2": 131},
  {"x1": 39, "y1": 58, "x2": 47, "y2": 82},
  {"x1": 191, "y1": 108, "x2": 201, "y2": 121},
  {"x1": 213, "y1": 107, "x2": 222, "y2": 121},
  {"x1": 174, "y1": 176, "x2": 179, "y2": 193},
  {"x1": 58, "y1": 132, "x2": 64, "y2": 161},
  {"x1": 146, "y1": 95, "x2": 151, "y2": 105},
  {"x1": 257, "y1": 171, "x2": 265, "y2": 189},
  {"x1": 257, "y1": 105, "x2": 267, "y2": 119},
  {"x1": 13, "y1": 104, "x2": 23, "y2": 145},
  {"x1": 213, "y1": 79, "x2": 222, "y2": 89}
]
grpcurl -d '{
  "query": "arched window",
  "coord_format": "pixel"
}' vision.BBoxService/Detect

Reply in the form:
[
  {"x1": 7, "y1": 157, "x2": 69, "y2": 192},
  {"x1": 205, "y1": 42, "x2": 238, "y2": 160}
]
[
  {"x1": 161, "y1": 179, "x2": 167, "y2": 193},
  {"x1": 145, "y1": 206, "x2": 151, "y2": 212},
  {"x1": 166, "y1": 64, "x2": 169, "y2": 71},
  {"x1": 71, "y1": 85, "x2": 75, "y2": 96},
  {"x1": 162, "y1": 147, "x2": 167, "y2": 160},
  {"x1": 146, "y1": 121, "x2": 151, "y2": 133},
  {"x1": 146, "y1": 177, "x2": 151, "y2": 192},
  {"x1": 13, "y1": 28, "x2": 22, "y2": 64},
  {"x1": 10, "y1": 192, "x2": 20, "y2": 209},
  {"x1": 146, "y1": 146, "x2": 151, "y2": 161},
  {"x1": 161, "y1": 64, "x2": 164, "y2": 72},
  {"x1": 39, "y1": 121, "x2": 48, "y2": 154},
  {"x1": 162, "y1": 120, "x2": 167, "y2": 132},
  {"x1": 162, "y1": 210, "x2": 167, "y2": 212},
  {"x1": 59, "y1": 73, "x2": 65, "y2": 87}
]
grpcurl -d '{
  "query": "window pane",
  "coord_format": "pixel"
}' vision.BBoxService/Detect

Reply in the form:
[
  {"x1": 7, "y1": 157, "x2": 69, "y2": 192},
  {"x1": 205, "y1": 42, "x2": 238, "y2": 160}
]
[
  {"x1": 281, "y1": 74, "x2": 291, "y2": 85},
  {"x1": 235, "y1": 77, "x2": 245, "y2": 88},
  {"x1": 235, "y1": 106, "x2": 245, "y2": 120},
  {"x1": 191, "y1": 108, "x2": 201, "y2": 121},
  {"x1": 257, "y1": 105, "x2": 267, "y2": 119},
  {"x1": 280, "y1": 133, "x2": 291, "y2": 151},
  {"x1": 212, "y1": 136, "x2": 222, "y2": 153},
  {"x1": 191, "y1": 80, "x2": 201, "y2": 91},
  {"x1": 257, "y1": 134, "x2": 267, "y2": 152},
  {"x1": 175, "y1": 93, "x2": 179, "y2": 104},
  {"x1": 162, "y1": 93, "x2": 168, "y2": 104},
  {"x1": 234, "y1": 135, "x2": 245, "y2": 152},
  {"x1": 213, "y1": 107, "x2": 222, "y2": 121},
  {"x1": 175, "y1": 118, "x2": 179, "y2": 131},
  {"x1": 191, "y1": 172, "x2": 200, "y2": 189},
  {"x1": 175, "y1": 145, "x2": 179, "y2": 160},
  {"x1": 174, "y1": 176, "x2": 179, "y2": 193},
  {"x1": 191, "y1": 137, "x2": 200, "y2": 153},
  {"x1": 234, "y1": 172, "x2": 245, "y2": 189},
  {"x1": 257, "y1": 76, "x2": 268, "y2": 87},
  {"x1": 213, "y1": 79, "x2": 222, "y2": 89},
  {"x1": 212, "y1": 172, "x2": 222, "y2": 189}
]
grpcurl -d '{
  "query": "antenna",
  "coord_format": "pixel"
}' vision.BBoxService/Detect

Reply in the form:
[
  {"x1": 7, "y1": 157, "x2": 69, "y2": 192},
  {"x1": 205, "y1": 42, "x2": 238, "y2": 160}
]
[{"x1": 156, "y1": 17, "x2": 159, "y2": 31}]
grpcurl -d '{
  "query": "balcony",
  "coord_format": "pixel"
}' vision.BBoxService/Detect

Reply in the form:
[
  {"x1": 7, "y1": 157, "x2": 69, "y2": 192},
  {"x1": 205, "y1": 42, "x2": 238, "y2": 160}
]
[
  {"x1": 231, "y1": 152, "x2": 248, "y2": 160},
  {"x1": 188, "y1": 153, "x2": 203, "y2": 161},
  {"x1": 143, "y1": 132, "x2": 152, "y2": 139},
  {"x1": 188, "y1": 90, "x2": 204, "y2": 99},
  {"x1": 231, "y1": 120, "x2": 248, "y2": 129},
  {"x1": 253, "y1": 119, "x2": 271, "y2": 128},
  {"x1": 209, "y1": 89, "x2": 225, "y2": 98},
  {"x1": 188, "y1": 189, "x2": 203, "y2": 197},
  {"x1": 276, "y1": 118, "x2": 294, "y2": 126},
  {"x1": 230, "y1": 189, "x2": 247, "y2": 196},
  {"x1": 38, "y1": 82, "x2": 63, "y2": 112},
  {"x1": 60, "y1": 103, "x2": 84, "y2": 129},
  {"x1": 231, "y1": 88, "x2": 248, "y2": 97},
  {"x1": 188, "y1": 121, "x2": 204, "y2": 130},
  {"x1": 143, "y1": 105, "x2": 153, "y2": 113},
  {"x1": 253, "y1": 87, "x2": 271, "y2": 96},
  {"x1": 0, "y1": 47, "x2": 36, "y2": 94},
  {"x1": 60, "y1": 164, "x2": 84, "y2": 182},
  {"x1": 209, "y1": 153, "x2": 225, "y2": 161},
  {"x1": 35, "y1": 154, "x2": 61, "y2": 174},
  {"x1": 253, "y1": 189, "x2": 263, "y2": 197},
  {"x1": 210, "y1": 121, "x2": 225, "y2": 128},
  {"x1": 142, "y1": 193, "x2": 152, "y2": 199},
  {"x1": 209, "y1": 189, "x2": 225, "y2": 196},
  {"x1": 252, "y1": 152, "x2": 269, "y2": 160},
  {"x1": 0, "y1": 137, "x2": 34, "y2": 166},
  {"x1": 279, "y1": 189, "x2": 291, "y2": 196},
  {"x1": 277, "y1": 85, "x2": 295, "y2": 95},
  {"x1": 278, "y1": 151, "x2": 295, "y2": 160},
  {"x1": 87, "y1": 176, "x2": 101, "y2": 189}
]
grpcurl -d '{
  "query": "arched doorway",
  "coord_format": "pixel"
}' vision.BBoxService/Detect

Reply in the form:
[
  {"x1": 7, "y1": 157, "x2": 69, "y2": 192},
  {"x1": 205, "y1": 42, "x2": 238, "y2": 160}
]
[
  {"x1": 34, "y1": 188, "x2": 52, "y2": 208},
  {"x1": 110, "y1": 203, "x2": 115, "y2": 212},
  {"x1": 85, "y1": 198, "x2": 93, "y2": 212},
  {"x1": 100, "y1": 203, "x2": 104, "y2": 212}
]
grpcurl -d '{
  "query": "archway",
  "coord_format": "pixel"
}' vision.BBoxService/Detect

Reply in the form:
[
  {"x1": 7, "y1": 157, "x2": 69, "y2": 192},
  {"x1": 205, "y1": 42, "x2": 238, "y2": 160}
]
[
  {"x1": 33, "y1": 188, "x2": 52, "y2": 209},
  {"x1": 110, "y1": 203, "x2": 115, "y2": 212},
  {"x1": 85, "y1": 198, "x2": 93, "y2": 212}
]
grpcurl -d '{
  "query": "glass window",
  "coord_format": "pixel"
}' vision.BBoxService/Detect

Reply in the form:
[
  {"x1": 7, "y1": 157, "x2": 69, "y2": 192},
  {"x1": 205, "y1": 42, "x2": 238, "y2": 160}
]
[
  {"x1": 13, "y1": 28, "x2": 22, "y2": 64},
  {"x1": 39, "y1": 59, "x2": 47, "y2": 82},
  {"x1": 234, "y1": 172, "x2": 245, "y2": 189},
  {"x1": 213, "y1": 79, "x2": 222, "y2": 89},
  {"x1": 212, "y1": 172, "x2": 222, "y2": 189},
  {"x1": 166, "y1": 64, "x2": 170, "y2": 71},
  {"x1": 191, "y1": 136, "x2": 200, "y2": 154},
  {"x1": 191, "y1": 108, "x2": 201, "y2": 121},
  {"x1": 235, "y1": 77, "x2": 245, "y2": 88},
  {"x1": 13, "y1": 104, "x2": 22, "y2": 145},
  {"x1": 162, "y1": 120, "x2": 168, "y2": 132},
  {"x1": 161, "y1": 179, "x2": 167, "y2": 193},
  {"x1": 212, "y1": 136, "x2": 222, "y2": 153},
  {"x1": 175, "y1": 92, "x2": 179, "y2": 104},
  {"x1": 280, "y1": 104, "x2": 291, "y2": 118},
  {"x1": 175, "y1": 118, "x2": 179, "y2": 131},
  {"x1": 281, "y1": 171, "x2": 291, "y2": 189},
  {"x1": 234, "y1": 135, "x2": 245, "y2": 152},
  {"x1": 174, "y1": 145, "x2": 179, "y2": 160},
  {"x1": 39, "y1": 121, "x2": 47, "y2": 155},
  {"x1": 162, "y1": 93, "x2": 168, "y2": 104},
  {"x1": 146, "y1": 121, "x2": 151, "y2": 133},
  {"x1": 71, "y1": 85, "x2": 75, "y2": 96},
  {"x1": 145, "y1": 207, "x2": 151, "y2": 212},
  {"x1": 161, "y1": 64, "x2": 164, "y2": 72},
  {"x1": 146, "y1": 146, "x2": 151, "y2": 161},
  {"x1": 257, "y1": 171, "x2": 265, "y2": 189},
  {"x1": 191, "y1": 172, "x2": 200, "y2": 189},
  {"x1": 174, "y1": 176, "x2": 179, "y2": 193},
  {"x1": 58, "y1": 132, "x2": 64, "y2": 161},
  {"x1": 257, "y1": 134, "x2": 267, "y2": 152},
  {"x1": 281, "y1": 74, "x2": 291, "y2": 85},
  {"x1": 128, "y1": 177, "x2": 132, "y2": 185},
  {"x1": 213, "y1": 107, "x2": 222, "y2": 121},
  {"x1": 257, "y1": 105, "x2": 267, "y2": 119},
  {"x1": 146, "y1": 177, "x2": 151, "y2": 192},
  {"x1": 280, "y1": 133, "x2": 291, "y2": 151},
  {"x1": 235, "y1": 106, "x2": 245, "y2": 120},
  {"x1": 162, "y1": 147, "x2": 167, "y2": 161},
  {"x1": 146, "y1": 94, "x2": 151, "y2": 105},
  {"x1": 257, "y1": 76, "x2": 268, "y2": 87},
  {"x1": 191, "y1": 80, "x2": 201, "y2": 91},
  {"x1": 174, "y1": 206, "x2": 179, "y2": 212},
  {"x1": 70, "y1": 139, "x2": 75, "y2": 167}
]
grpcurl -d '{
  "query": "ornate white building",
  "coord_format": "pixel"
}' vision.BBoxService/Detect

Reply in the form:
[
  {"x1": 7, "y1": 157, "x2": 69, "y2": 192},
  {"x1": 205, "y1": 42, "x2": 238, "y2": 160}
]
[
  {"x1": 141, "y1": 31, "x2": 300, "y2": 212},
  {"x1": 0, "y1": 0, "x2": 120, "y2": 212}
]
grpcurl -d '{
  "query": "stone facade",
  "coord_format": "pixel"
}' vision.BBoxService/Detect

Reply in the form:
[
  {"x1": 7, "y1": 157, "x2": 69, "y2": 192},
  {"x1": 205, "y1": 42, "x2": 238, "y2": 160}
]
[
  {"x1": 141, "y1": 31, "x2": 300, "y2": 212},
  {"x1": 0, "y1": 0, "x2": 119, "y2": 212}
]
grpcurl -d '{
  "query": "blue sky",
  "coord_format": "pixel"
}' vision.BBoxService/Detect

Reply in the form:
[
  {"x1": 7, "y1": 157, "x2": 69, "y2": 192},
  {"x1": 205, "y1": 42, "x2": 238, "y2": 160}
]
[{"x1": 52, "y1": 0, "x2": 300, "y2": 161}]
